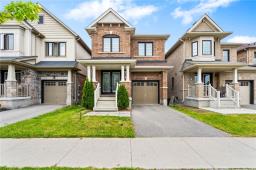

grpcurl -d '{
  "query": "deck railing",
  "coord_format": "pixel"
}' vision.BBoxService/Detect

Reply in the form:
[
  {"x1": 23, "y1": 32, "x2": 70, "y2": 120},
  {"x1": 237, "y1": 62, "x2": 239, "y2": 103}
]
[
  {"x1": 226, "y1": 84, "x2": 240, "y2": 107},
  {"x1": 0, "y1": 83, "x2": 30, "y2": 97},
  {"x1": 0, "y1": 84, "x2": 6, "y2": 97}
]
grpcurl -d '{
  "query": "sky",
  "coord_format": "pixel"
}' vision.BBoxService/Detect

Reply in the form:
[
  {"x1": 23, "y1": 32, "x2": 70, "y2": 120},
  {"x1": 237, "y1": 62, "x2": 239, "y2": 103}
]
[{"x1": 1, "y1": 0, "x2": 256, "y2": 50}]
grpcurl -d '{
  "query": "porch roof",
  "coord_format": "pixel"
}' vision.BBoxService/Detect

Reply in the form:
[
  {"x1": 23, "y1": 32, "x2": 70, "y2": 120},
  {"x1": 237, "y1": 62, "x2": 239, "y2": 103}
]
[
  {"x1": 182, "y1": 60, "x2": 246, "y2": 72},
  {"x1": 34, "y1": 61, "x2": 80, "y2": 70}
]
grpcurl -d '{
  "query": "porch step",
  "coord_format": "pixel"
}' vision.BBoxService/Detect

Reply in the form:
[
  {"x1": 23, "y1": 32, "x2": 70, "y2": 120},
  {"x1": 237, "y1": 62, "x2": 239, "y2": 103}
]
[
  {"x1": 93, "y1": 96, "x2": 117, "y2": 112},
  {"x1": 210, "y1": 98, "x2": 239, "y2": 108}
]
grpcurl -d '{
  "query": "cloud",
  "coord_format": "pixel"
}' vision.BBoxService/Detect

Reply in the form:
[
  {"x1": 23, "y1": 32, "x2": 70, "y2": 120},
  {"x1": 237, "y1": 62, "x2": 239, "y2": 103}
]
[
  {"x1": 65, "y1": 0, "x2": 158, "y2": 23},
  {"x1": 172, "y1": 0, "x2": 237, "y2": 24},
  {"x1": 227, "y1": 36, "x2": 256, "y2": 43}
]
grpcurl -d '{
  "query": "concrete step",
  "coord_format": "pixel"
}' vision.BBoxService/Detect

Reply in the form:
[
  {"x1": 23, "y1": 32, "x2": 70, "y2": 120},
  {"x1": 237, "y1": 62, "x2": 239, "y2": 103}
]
[
  {"x1": 93, "y1": 107, "x2": 118, "y2": 112},
  {"x1": 99, "y1": 97, "x2": 115, "y2": 101},
  {"x1": 210, "y1": 98, "x2": 239, "y2": 108},
  {"x1": 96, "y1": 100, "x2": 116, "y2": 107}
]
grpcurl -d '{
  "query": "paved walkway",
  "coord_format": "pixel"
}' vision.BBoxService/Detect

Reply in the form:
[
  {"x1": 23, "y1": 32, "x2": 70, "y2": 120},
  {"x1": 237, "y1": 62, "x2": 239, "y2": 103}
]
[
  {"x1": 1, "y1": 138, "x2": 256, "y2": 169},
  {"x1": 202, "y1": 107, "x2": 256, "y2": 114},
  {"x1": 132, "y1": 105, "x2": 228, "y2": 137},
  {"x1": 0, "y1": 105, "x2": 64, "y2": 127}
]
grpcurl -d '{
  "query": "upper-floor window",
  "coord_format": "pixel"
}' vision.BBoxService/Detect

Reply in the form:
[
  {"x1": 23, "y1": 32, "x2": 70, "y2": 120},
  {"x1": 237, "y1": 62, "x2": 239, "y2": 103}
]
[
  {"x1": 38, "y1": 15, "x2": 44, "y2": 24},
  {"x1": 202, "y1": 40, "x2": 212, "y2": 55},
  {"x1": 103, "y1": 35, "x2": 119, "y2": 52},
  {"x1": 45, "y1": 42, "x2": 66, "y2": 57},
  {"x1": 138, "y1": 42, "x2": 153, "y2": 56},
  {"x1": 254, "y1": 51, "x2": 256, "y2": 64},
  {"x1": 0, "y1": 33, "x2": 14, "y2": 50},
  {"x1": 223, "y1": 49, "x2": 230, "y2": 62},
  {"x1": 192, "y1": 41, "x2": 198, "y2": 57}
]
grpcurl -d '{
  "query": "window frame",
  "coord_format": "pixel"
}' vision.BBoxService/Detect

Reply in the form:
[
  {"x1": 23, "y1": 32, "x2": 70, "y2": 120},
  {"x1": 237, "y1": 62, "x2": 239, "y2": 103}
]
[
  {"x1": 202, "y1": 40, "x2": 212, "y2": 55},
  {"x1": 45, "y1": 42, "x2": 66, "y2": 57},
  {"x1": 38, "y1": 15, "x2": 44, "y2": 24},
  {"x1": 102, "y1": 34, "x2": 120, "y2": 52},
  {"x1": 191, "y1": 41, "x2": 198, "y2": 57},
  {"x1": 223, "y1": 49, "x2": 230, "y2": 62},
  {"x1": 254, "y1": 51, "x2": 256, "y2": 59},
  {"x1": 1, "y1": 33, "x2": 14, "y2": 50},
  {"x1": 138, "y1": 42, "x2": 153, "y2": 57}
]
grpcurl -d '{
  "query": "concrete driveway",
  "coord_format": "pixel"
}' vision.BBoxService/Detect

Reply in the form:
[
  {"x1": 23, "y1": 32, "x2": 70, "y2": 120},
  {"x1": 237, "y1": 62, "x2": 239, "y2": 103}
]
[
  {"x1": 0, "y1": 105, "x2": 64, "y2": 127},
  {"x1": 132, "y1": 105, "x2": 228, "y2": 137}
]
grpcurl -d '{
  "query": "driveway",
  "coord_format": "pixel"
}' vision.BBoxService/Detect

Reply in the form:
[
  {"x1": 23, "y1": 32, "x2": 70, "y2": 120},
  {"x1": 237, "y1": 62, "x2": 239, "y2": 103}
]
[
  {"x1": 0, "y1": 105, "x2": 64, "y2": 127},
  {"x1": 132, "y1": 105, "x2": 228, "y2": 137}
]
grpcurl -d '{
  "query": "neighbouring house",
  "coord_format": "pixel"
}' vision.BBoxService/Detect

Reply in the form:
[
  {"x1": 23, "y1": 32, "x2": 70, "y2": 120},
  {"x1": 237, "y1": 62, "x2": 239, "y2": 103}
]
[
  {"x1": 165, "y1": 14, "x2": 256, "y2": 108},
  {"x1": 237, "y1": 42, "x2": 256, "y2": 65},
  {"x1": 0, "y1": 4, "x2": 91, "y2": 109},
  {"x1": 78, "y1": 8, "x2": 172, "y2": 111}
]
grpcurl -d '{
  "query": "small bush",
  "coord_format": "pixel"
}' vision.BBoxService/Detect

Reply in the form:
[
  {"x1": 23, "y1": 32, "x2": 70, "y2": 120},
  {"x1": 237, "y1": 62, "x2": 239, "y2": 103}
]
[
  {"x1": 117, "y1": 85, "x2": 129, "y2": 110},
  {"x1": 81, "y1": 79, "x2": 94, "y2": 110}
]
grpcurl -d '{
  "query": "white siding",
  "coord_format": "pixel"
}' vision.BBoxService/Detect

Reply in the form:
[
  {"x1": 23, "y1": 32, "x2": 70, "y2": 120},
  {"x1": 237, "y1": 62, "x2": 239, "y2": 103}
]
[{"x1": 75, "y1": 42, "x2": 91, "y2": 60}]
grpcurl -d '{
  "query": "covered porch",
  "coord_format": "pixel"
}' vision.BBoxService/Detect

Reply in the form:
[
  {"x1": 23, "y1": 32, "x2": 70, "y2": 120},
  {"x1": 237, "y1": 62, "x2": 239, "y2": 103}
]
[{"x1": 182, "y1": 61, "x2": 245, "y2": 108}]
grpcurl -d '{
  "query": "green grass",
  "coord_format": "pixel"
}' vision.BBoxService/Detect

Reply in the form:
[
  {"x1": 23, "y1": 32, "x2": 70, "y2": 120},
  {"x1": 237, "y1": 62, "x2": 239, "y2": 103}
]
[
  {"x1": 171, "y1": 104, "x2": 256, "y2": 137},
  {"x1": 0, "y1": 106, "x2": 135, "y2": 138},
  {"x1": 0, "y1": 167, "x2": 139, "y2": 170}
]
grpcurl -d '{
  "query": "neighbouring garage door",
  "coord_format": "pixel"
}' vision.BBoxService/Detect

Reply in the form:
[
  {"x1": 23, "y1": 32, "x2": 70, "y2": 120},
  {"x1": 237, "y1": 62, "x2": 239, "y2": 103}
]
[
  {"x1": 239, "y1": 81, "x2": 251, "y2": 105},
  {"x1": 132, "y1": 81, "x2": 159, "y2": 104},
  {"x1": 43, "y1": 81, "x2": 67, "y2": 104}
]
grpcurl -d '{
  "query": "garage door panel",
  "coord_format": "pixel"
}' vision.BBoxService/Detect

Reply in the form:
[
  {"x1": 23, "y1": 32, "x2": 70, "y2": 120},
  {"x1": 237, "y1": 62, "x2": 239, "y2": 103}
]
[
  {"x1": 133, "y1": 81, "x2": 158, "y2": 105},
  {"x1": 44, "y1": 81, "x2": 67, "y2": 104}
]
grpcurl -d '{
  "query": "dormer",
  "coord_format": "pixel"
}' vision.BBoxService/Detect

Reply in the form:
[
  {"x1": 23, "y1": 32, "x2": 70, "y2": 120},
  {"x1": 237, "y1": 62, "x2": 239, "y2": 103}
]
[
  {"x1": 183, "y1": 14, "x2": 231, "y2": 61},
  {"x1": 86, "y1": 8, "x2": 135, "y2": 58}
]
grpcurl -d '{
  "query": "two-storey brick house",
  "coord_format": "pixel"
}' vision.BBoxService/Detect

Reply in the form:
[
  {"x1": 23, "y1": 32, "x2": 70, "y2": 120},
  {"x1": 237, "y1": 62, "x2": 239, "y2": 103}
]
[
  {"x1": 79, "y1": 9, "x2": 171, "y2": 111},
  {"x1": 0, "y1": 4, "x2": 91, "y2": 109},
  {"x1": 166, "y1": 14, "x2": 256, "y2": 108}
]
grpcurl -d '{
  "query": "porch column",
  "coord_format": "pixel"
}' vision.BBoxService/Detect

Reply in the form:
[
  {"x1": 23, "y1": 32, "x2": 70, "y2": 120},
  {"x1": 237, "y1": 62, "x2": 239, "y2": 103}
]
[
  {"x1": 92, "y1": 65, "x2": 96, "y2": 82},
  {"x1": 197, "y1": 68, "x2": 202, "y2": 84},
  {"x1": 5, "y1": 64, "x2": 17, "y2": 97},
  {"x1": 121, "y1": 65, "x2": 125, "y2": 82},
  {"x1": 232, "y1": 68, "x2": 240, "y2": 91},
  {"x1": 195, "y1": 67, "x2": 203, "y2": 98},
  {"x1": 87, "y1": 65, "x2": 91, "y2": 81},
  {"x1": 66, "y1": 69, "x2": 73, "y2": 105},
  {"x1": 126, "y1": 65, "x2": 130, "y2": 82}
]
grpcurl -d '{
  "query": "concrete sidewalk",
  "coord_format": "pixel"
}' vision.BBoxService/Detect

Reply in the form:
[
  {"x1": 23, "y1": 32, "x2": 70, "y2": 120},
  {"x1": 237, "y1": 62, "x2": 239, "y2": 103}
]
[{"x1": 1, "y1": 138, "x2": 256, "y2": 169}]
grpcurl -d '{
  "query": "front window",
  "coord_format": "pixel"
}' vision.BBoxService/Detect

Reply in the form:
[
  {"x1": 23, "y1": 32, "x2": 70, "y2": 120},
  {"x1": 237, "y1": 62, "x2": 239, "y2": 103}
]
[
  {"x1": 223, "y1": 49, "x2": 230, "y2": 62},
  {"x1": 138, "y1": 42, "x2": 153, "y2": 56},
  {"x1": 192, "y1": 41, "x2": 198, "y2": 57},
  {"x1": 202, "y1": 40, "x2": 212, "y2": 55},
  {"x1": 0, "y1": 33, "x2": 14, "y2": 50},
  {"x1": 45, "y1": 42, "x2": 66, "y2": 56},
  {"x1": 103, "y1": 35, "x2": 119, "y2": 52}
]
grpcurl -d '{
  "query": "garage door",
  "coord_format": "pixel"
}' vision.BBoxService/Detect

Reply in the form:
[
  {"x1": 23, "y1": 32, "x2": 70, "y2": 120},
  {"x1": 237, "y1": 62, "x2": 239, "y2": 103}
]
[
  {"x1": 239, "y1": 81, "x2": 250, "y2": 105},
  {"x1": 132, "y1": 81, "x2": 158, "y2": 104},
  {"x1": 43, "y1": 81, "x2": 67, "y2": 104}
]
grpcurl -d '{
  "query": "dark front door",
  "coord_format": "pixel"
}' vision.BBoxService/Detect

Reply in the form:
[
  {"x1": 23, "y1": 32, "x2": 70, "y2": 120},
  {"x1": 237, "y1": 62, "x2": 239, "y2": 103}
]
[
  {"x1": 101, "y1": 71, "x2": 121, "y2": 94},
  {"x1": 202, "y1": 73, "x2": 213, "y2": 85}
]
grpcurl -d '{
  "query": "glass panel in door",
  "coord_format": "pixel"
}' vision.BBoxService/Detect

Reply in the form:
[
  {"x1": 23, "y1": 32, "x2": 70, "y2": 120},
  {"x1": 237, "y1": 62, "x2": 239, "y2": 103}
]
[
  {"x1": 112, "y1": 72, "x2": 121, "y2": 93},
  {"x1": 102, "y1": 72, "x2": 111, "y2": 93},
  {"x1": 202, "y1": 73, "x2": 212, "y2": 85}
]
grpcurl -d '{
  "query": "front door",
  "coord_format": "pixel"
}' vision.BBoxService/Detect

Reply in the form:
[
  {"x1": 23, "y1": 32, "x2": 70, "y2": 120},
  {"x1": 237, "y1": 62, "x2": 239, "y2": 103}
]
[
  {"x1": 202, "y1": 73, "x2": 213, "y2": 85},
  {"x1": 101, "y1": 71, "x2": 121, "y2": 94}
]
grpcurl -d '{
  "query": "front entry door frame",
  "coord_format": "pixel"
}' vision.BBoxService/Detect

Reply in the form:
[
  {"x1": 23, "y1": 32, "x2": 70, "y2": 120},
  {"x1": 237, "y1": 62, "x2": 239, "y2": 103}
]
[{"x1": 101, "y1": 70, "x2": 121, "y2": 94}]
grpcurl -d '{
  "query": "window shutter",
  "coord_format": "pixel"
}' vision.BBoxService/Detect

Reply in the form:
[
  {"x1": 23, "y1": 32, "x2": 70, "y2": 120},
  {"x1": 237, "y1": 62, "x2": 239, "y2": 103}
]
[{"x1": 0, "y1": 34, "x2": 4, "y2": 50}]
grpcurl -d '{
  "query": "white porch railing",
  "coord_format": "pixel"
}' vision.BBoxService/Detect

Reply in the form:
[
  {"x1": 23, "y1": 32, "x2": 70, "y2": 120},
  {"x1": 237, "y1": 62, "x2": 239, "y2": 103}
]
[
  {"x1": 208, "y1": 84, "x2": 221, "y2": 107},
  {"x1": 94, "y1": 83, "x2": 100, "y2": 108},
  {"x1": 187, "y1": 84, "x2": 196, "y2": 97},
  {"x1": 115, "y1": 83, "x2": 119, "y2": 108},
  {"x1": 226, "y1": 84, "x2": 240, "y2": 107},
  {"x1": 0, "y1": 83, "x2": 30, "y2": 97}
]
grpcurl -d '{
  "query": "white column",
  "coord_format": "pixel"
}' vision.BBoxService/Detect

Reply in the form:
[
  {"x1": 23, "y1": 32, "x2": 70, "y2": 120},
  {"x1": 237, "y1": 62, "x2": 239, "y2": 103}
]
[
  {"x1": 7, "y1": 64, "x2": 16, "y2": 81},
  {"x1": 24, "y1": 29, "x2": 32, "y2": 56},
  {"x1": 121, "y1": 65, "x2": 125, "y2": 82},
  {"x1": 92, "y1": 65, "x2": 96, "y2": 82},
  {"x1": 67, "y1": 70, "x2": 72, "y2": 83},
  {"x1": 126, "y1": 65, "x2": 130, "y2": 82},
  {"x1": 87, "y1": 65, "x2": 91, "y2": 81},
  {"x1": 66, "y1": 69, "x2": 73, "y2": 105},
  {"x1": 197, "y1": 68, "x2": 202, "y2": 84},
  {"x1": 233, "y1": 68, "x2": 238, "y2": 83}
]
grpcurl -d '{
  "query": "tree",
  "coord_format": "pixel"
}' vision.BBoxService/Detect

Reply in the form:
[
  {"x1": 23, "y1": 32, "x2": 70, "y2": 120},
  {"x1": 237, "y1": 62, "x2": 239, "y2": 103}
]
[
  {"x1": 81, "y1": 79, "x2": 94, "y2": 110},
  {"x1": 117, "y1": 85, "x2": 129, "y2": 110},
  {"x1": 0, "y1": 1, "x2": 42, "y2": 24}
]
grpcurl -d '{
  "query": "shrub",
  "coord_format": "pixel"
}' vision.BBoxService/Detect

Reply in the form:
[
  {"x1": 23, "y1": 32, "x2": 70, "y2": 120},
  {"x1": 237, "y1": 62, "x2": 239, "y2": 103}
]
[
  {"x1": 117, "y1": 85, "x2": 129, "y2": 110},
  {"x1": 81, "y1": 79, "x2": 94, "y2": 110}
]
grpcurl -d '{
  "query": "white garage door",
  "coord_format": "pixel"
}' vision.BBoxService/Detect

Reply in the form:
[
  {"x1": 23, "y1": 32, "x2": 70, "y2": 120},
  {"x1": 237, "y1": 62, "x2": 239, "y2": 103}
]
[
  {"x1": 43, "y1": 81, "x2": 67, "y2": 104},
  {"x1": 239, "y1": 81, "x2": 250, "y2": 105}
]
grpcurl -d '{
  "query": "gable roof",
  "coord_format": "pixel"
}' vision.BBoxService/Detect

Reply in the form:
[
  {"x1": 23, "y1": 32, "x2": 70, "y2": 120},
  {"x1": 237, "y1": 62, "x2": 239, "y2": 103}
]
[
  {"x1": 38, "y1": 3, "x2": 91, "y2": 54},
  {"x1": 187, "y1": 14, "x2": 223, "y2": 33},
  {"x1": 238, "y1": 42, "x2": 256, "y2": 52},
  {"x1": 87, "y1": 8, "x2": 134, "y2": 29}
]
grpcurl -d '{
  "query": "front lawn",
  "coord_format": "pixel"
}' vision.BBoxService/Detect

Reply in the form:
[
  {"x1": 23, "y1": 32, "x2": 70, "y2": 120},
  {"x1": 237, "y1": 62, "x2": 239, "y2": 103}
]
[
  {"x1": 0, "y1": 106, "x2": 135, "y2": 138},
  {"x1": 171, "y1": 104, "x2": 256, "y2": 137}
]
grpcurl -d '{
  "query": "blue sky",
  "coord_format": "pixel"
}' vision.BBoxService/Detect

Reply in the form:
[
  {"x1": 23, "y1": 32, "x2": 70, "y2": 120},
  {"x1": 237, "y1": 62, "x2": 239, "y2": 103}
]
[{"x1": 1, "y1": 0, "x2": 256, "y2": 50}]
